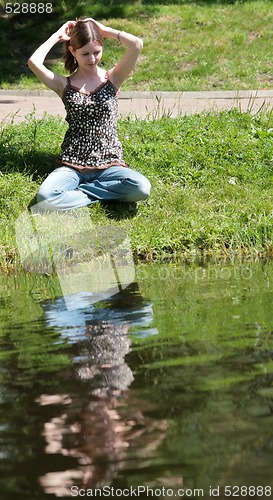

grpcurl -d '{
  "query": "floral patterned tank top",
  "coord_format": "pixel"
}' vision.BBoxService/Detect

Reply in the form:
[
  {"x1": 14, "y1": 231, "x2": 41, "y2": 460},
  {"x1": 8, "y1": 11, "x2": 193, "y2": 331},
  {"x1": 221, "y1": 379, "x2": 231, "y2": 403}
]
[{"x1": 57, "y1": 76, "x2": 128, "y2": 172}]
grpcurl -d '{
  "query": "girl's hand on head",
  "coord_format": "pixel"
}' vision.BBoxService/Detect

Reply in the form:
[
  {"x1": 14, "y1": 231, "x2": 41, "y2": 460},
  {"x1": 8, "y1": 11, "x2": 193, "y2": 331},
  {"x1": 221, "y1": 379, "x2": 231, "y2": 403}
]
[
  {"x1": 83, "y1": 18, "x2": 109, "y2": 37},
  {"x1": 56, "y1": 21, "x2": 76, "y2": 41}
]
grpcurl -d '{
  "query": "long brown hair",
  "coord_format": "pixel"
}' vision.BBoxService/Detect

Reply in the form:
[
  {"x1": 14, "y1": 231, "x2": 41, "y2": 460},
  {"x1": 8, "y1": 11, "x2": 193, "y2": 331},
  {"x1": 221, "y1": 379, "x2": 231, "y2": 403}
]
[{"x1": 64, "y1": 19, "x2": 104, "y2": 74}]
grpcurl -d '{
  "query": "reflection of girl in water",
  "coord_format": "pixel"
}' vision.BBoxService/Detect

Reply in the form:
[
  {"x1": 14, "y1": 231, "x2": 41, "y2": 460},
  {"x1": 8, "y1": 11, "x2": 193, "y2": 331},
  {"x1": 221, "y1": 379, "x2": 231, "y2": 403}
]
[{"x1": 38, "y1": 284, "x2": 168, "y2": 495}]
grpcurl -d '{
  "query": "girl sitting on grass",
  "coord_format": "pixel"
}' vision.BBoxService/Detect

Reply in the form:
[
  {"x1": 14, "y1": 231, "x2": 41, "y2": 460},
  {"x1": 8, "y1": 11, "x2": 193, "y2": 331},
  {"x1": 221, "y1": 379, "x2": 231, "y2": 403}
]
[{"x1": 28, "y1": 18, "x2": 151, "y2": 211}]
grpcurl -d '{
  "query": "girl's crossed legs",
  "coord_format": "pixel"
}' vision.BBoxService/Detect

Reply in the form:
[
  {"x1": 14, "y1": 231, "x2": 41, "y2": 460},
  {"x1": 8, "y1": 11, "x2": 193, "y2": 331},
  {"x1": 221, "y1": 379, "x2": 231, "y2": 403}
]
[{"x1": 37, "y1": 166, "x2": 151, "y2": 211}]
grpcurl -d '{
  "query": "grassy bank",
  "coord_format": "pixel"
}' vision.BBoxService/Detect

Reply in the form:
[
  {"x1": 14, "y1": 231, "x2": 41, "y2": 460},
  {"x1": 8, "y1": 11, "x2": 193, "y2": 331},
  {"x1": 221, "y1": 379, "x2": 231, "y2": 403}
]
[
  {"x1": 1, "y1": 107, "x2": 273, "y2": 271},
  {"x1": 1, "y1": 0, "x2": 273, "y2": 91}
]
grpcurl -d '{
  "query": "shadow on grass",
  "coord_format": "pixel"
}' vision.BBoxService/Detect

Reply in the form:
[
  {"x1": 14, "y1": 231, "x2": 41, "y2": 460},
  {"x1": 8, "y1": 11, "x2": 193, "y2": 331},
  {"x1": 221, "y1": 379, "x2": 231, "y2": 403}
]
[
  {"x1": 0, "y1": 148, "x2": 57, "y2": 179},
  {"x1": 101, "y1": 200, "x2": 139, "y2": 220},
  {"x1": 27, "y1": 194, "x2": 139, "y2": 221}
]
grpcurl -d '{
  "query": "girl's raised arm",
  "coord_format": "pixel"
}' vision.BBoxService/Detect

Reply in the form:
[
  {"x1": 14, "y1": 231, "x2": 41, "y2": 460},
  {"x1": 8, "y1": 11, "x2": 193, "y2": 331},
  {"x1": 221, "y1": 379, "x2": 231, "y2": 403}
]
[
  {"x1": 28, "y1": 21, "x2": 75, "y2": 97},
  {"x1": 87, "y1": 19, "x2": 143, "y2": 89}
]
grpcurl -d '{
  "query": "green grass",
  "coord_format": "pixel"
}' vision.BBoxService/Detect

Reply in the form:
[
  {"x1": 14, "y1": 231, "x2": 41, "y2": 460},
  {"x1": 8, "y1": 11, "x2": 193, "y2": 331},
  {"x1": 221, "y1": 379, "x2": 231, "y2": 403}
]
[
  {"x1": 2, "y1": 106, "x2": 273, "y2": 270},
  {"x1": 1, "y1": 0, "x2": 273, "y2": 91}
]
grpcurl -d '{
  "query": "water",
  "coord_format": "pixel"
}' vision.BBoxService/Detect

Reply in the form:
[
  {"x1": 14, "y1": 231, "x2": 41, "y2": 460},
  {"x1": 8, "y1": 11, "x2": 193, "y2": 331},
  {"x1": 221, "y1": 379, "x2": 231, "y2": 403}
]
[{"x1": 1, "y1": 259, "x2": 273, "y2": 499}]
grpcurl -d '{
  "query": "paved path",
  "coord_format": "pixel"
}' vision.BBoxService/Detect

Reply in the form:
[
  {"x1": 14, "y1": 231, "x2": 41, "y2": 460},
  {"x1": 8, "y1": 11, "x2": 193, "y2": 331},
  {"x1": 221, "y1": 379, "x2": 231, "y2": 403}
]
[{"x1": 1, "y1": 89, "x2": 273, "y2": 123}]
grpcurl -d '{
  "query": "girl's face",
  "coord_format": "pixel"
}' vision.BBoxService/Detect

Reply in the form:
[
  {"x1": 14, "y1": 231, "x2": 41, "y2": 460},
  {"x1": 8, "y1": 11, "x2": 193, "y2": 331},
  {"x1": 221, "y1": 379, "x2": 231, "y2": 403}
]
[{"x1": 69, "y1": 41, "x2": 103, "y2": 70}]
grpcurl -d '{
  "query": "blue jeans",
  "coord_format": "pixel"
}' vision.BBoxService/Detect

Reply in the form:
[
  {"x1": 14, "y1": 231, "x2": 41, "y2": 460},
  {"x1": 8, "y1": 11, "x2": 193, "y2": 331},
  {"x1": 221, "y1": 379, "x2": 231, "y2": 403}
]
[{"x1": 37, "y1": 166, "x2": 151, "y2": 211}]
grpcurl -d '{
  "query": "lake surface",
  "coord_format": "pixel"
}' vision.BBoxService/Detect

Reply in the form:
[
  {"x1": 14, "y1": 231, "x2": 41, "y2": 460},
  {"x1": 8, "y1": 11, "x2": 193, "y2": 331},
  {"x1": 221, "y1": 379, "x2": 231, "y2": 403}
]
[{"x1": 1, "y1": 259, "x2": 273, "y2": 499}]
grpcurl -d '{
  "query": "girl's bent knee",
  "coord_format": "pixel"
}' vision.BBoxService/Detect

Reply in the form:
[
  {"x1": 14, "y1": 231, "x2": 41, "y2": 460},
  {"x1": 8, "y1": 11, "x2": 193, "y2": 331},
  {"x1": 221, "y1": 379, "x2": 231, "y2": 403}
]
[
  {"x1": 137, "y1": 178, "x2": 151, "y2": 200},
  {"x1": 123, "y1": 173, "x2": 151, "y2": 201},
  {"x1": 37, "y1": 188, "x2": 58, "y2": 211}
]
